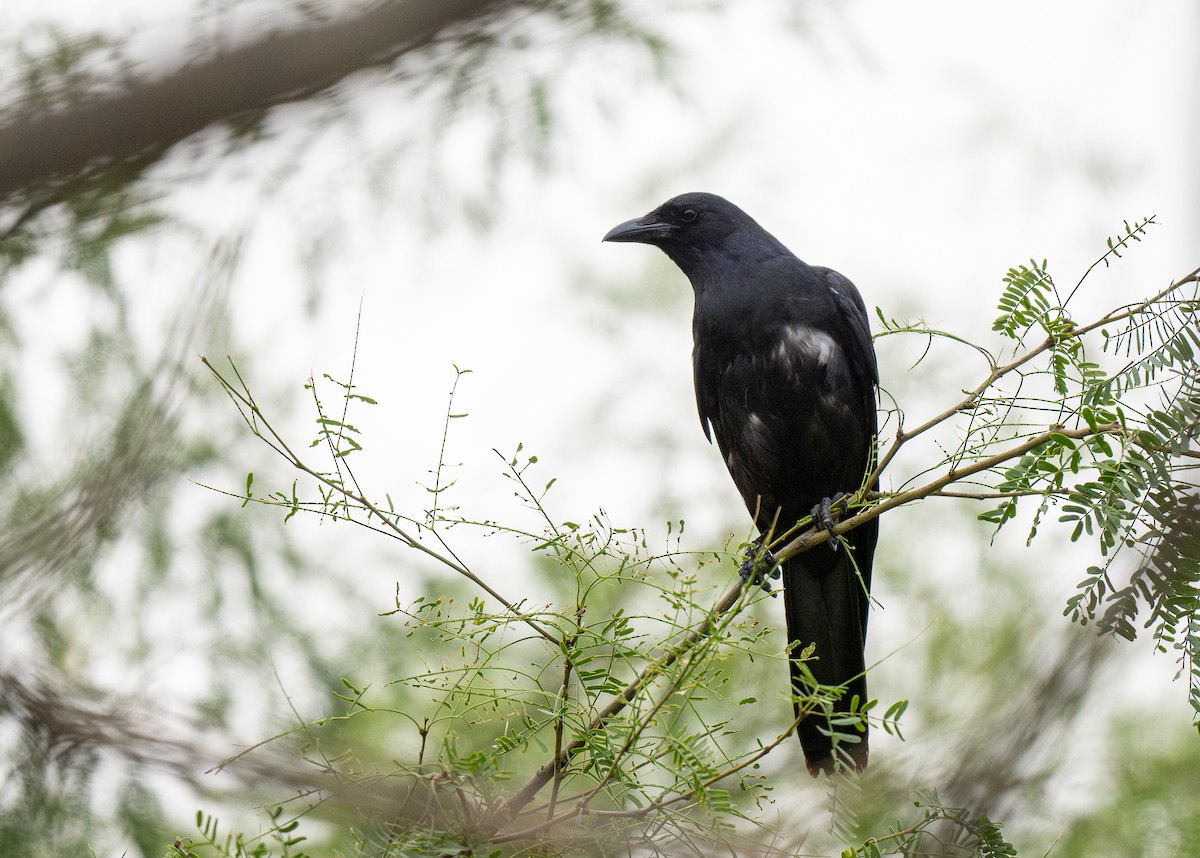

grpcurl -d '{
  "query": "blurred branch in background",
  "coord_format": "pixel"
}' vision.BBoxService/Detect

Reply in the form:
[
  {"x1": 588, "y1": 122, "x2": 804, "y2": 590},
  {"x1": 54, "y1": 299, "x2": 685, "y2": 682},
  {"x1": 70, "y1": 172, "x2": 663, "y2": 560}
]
[
  {"x1": 938, "y1": 627, "x2": 1112, "y2": 841},
  {"x1": 0, "y1": 241, "x2": 244, "y2": 853},
  {"x1": 0, "y1": 0, "x2": 501, "y2": 202},
  {"x1": 0, "y1": 0, "x2": 668, "y2": 244}
]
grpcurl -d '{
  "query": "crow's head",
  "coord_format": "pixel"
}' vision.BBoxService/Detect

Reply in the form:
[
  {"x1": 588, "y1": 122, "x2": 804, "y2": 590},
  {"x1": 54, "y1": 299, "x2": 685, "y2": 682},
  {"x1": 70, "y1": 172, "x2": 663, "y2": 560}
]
[
  {"x1": 602, "y1": 192, "x2": 748, "y2": 250},
  {"x1": 602, "y1": 192, "x2": 791, "y2": 283}
]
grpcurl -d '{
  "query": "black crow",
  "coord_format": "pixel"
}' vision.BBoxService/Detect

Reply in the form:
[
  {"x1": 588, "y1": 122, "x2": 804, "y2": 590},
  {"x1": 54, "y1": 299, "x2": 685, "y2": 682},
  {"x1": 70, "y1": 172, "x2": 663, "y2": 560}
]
[{"x1": 604, "y1": 192, "x2": 878, "y2": 776}]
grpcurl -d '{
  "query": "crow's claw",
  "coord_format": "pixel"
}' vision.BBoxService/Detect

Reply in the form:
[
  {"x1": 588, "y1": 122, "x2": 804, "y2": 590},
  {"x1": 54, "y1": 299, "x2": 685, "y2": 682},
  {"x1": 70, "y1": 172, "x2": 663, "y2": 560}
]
[
  {"x1": 811, "y1": 492, "x2": 849, "y2": 552},
  {"x1": 739, "y1": 542, "x2": 781, "y2": 595}
]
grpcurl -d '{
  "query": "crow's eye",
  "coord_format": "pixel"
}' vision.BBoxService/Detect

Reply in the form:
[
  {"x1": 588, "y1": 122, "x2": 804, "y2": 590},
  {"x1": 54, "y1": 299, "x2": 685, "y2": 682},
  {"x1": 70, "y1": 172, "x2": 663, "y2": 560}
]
[{"x1": 680, "y1": 209, "x2": 698, "y2": 223}]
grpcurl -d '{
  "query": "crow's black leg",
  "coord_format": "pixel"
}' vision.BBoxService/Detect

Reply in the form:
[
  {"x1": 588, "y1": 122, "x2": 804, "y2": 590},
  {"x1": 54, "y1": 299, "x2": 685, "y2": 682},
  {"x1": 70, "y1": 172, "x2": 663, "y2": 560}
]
[
  {"x1": 738, "y1": 538, "x2": 782, "y2": 594},
  {"x1": 811, "y1": 492, "x2": 850, "y2": 552}
]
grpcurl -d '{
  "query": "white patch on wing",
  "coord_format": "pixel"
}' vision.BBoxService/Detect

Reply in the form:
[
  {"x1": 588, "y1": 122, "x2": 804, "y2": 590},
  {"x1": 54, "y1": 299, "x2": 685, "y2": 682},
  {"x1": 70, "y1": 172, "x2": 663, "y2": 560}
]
[
  {"x1": 740, "y1": 411, "x2": 778, "y2": 477},
  {"x1": 775, "y1": 324, "x2": 839, "y2": 368},
  {"x1": 744, "y1": 411, "x2": 768, "y2": 454}
]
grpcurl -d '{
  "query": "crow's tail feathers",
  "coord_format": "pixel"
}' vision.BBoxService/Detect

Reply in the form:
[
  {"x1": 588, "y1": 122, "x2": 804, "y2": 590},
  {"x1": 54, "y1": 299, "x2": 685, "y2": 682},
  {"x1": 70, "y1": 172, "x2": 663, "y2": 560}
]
[{"x1": 782, "y1": 534, "x2": 873, "y2": 778}]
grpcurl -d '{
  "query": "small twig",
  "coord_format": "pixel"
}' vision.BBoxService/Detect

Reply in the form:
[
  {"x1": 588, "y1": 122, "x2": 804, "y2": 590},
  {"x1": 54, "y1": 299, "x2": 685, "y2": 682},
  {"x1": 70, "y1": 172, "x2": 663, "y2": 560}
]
[
  {"x1": 429, "y1": 365, "x2": 471, "y2": 529},
  {"x1": 547, "y1": 615, "x2": 582, "y2": 821},
  {"x1": 1064, "y1": 215, "x2": 1158, "y2": 307},
  {"x1": 330, "y1": 297, "x2": 368, "y2": 498},
  {"x1": 927, "y1": 488, "x2": 1073, "y2": 500}
]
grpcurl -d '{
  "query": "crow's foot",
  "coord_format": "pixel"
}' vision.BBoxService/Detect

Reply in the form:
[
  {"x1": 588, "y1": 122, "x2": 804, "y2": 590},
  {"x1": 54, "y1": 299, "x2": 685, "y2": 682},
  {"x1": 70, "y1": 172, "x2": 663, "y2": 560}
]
[
  {"x1": 739, "y1": 541, "x2": 782, "y2": 594},
  {"x1": 811, "y1": 492, "x2": 850, "y2": 552}
]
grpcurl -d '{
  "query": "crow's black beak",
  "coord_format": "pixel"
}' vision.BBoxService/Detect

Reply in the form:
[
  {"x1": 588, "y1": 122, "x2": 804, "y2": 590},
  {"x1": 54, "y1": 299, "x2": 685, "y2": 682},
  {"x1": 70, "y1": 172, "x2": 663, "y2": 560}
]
[{"x1": 602, "y1": 215, "x2": 676, "y2": 244}]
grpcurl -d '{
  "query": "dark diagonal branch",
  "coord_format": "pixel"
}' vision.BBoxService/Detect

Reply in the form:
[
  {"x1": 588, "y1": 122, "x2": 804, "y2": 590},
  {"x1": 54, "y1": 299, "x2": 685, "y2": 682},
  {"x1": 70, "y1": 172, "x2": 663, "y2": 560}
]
[{"x1": 0, "y1": 0, "x2": 505, "y2": 201}]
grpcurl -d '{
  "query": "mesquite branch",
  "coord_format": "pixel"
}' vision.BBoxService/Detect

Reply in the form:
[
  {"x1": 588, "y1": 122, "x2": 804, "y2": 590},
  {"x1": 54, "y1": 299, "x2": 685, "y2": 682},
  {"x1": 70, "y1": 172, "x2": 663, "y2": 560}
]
[{"x1": 204, "y1": 263, "x2": 1200, "y2": 844}]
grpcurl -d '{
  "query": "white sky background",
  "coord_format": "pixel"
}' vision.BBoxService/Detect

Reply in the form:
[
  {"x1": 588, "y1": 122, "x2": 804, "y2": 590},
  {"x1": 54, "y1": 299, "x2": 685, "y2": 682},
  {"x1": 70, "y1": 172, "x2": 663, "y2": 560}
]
[{"x1": 3, "y1": 0, "x2": 1199, "y2": 847}]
